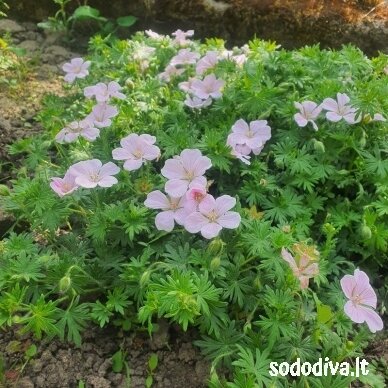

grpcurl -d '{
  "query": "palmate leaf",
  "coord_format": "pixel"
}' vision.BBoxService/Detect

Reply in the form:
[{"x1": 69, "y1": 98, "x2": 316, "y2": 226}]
[
  {"x1": 10, "y1": 254, "x2": 45, "y2": 283},
  {"x1": 232, "y1": 345, "x2": 272, "y2": 388},
  {"x1": 56, "y1": 297, "x2": 90, "y2": 346},
  {"x1": 21, "y1": 296, "x2": 60, "y2": 339}
]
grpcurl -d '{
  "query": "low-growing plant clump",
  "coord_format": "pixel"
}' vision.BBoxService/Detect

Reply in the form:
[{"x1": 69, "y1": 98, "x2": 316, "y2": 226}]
[{"x1": 0, "y1": 29, "x2": 387, "y2": 386}]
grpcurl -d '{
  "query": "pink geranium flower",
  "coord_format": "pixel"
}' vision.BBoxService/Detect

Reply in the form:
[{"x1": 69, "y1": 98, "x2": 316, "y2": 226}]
[
  {"x1": 184, "y1": 95, "x2": 212, "y2": 109},
  {"x1": 184, "y1": 194, "x2": 241, "y2": 239},
  {"x1": 170, "y1": 49, "x2": 200, "y2": 66},
  {"x1": 86, "y1": 103, "x2": 118, "y2": 128},
  {"x1": 372, "y1": 113, "x2": 386, "y2": 122},
  {"x1": 321, "y1": 93, "x2": 359, "y2": 124},
  {"x1": 161, "y1": 149, "x2": 212, "y2": 197},
  {"x1": 196, "y1": 51, "x2": 219, "y2": 75},
  {"x1": 62, "y1": 57, "x2": 91, "y2": 83},
  {"x1": 191, "y1": 74, "x2": 225, "y2": 100},
  {"x1": 145, "y1": 29, "x2": 165, "y2": 40},
  {"x1": 158, "y1": 65, "x2": 185, "y2": 82},
  {"x1": 184, "y1": 185, "x2": 210, "y2": 213},
  {"x1": 50, "y1": 171, "x2": 79, "y2": 197},
  {"x1": 294, "y1": 101, "x2": 322, "y2": 131},
  {"x1": 229, "y1": 119, "x2": 271, "y2": 153},
  {"x1": 340, "y1": 269, "x2": 384, "y2": 333},
  {"x1": 226, "y1": 119, "x2": 271, "y2": 164},
  {"x1": 144, "y1": 190, "x2": 188, "y2": 232},
  {"x1": 179, "y1": 78, "x2": 195, "y2": 92},
  {"x1": 84, "y1": 81, "x2": 126, "y2": 102},
  {"x1": 55, "y1": 119, "x2": 100, "y2": 143},
  {"x1": 112, "y1": 134, "x2": 160, "y2": 171},
  {"x1": 281, "y1": 248, "x2": 319, "y2": 289},
  {"x1": 69, "y1": 159, "x2": 120, "y2": 188},
  {"x1": 172, "y1": 29, "x2": 194, "y2": 45}
]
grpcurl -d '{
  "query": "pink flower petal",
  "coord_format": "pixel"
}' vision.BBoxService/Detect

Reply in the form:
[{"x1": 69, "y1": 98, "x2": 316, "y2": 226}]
[
  {"x1": 214, "y1": 195, "x2": 236, "y2": 215},
  {"x1": 98, "y1": 176, "x2": 118, "y2": 187},
  {"x1": 165, "y1": 179, "x2": 189, "y2": 197},
  {"x1": 344, "y1": 301, "x2": 365, "y2": 324},
  {"x1": 201, "y1": 223, "x2": 222, "y2": 239},
  {"x1": 123, "y1": 159, "x2": 143, "y2": 171},
  {"x1": 217, "y1": 211, "x2": 241, "y2": 229},
  {"x1": 198, "y1": 195, "x2": 216, "y2": 215},
  {"x1": 161, "y1": 159, "x2": 186, "y2": 180},
  {"x1": 155, "y1": 211, "x2": 175, "y2": 232},
  {"x1": 341, "y1": 275, "x2": 356, "y2": 299},
  {"x1": 184, "y1": 212, "x2": 209, "y2": 233},
  {"x1": 144, "y1": 191, "x2": 170, "y2": 210},
  {"x1": 361, "y1": 306, "x2": 384, "y2": 333},
  {"x1": 99, "y1": 162, "x2": 120, "y2": 176}
]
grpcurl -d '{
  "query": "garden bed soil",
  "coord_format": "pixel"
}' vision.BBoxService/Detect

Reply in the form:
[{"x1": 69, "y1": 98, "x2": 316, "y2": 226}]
[{"x1": 0, "y1": 322, "x2": 210, "y2": 387}]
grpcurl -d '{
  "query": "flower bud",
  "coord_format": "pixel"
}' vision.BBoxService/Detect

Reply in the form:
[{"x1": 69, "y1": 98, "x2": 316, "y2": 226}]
[
  {"x1": 360, "y1": 225, "x2": 372, "y2": 240},
  {"x1": 0, "y1": 184, "x2": 10, "y2": 196},
  {"x1": 281, "y1": 225, "x2": 291, "y2": 233},
  {"x1": 59, "y1": 275, "x2": 71, "y2": 293},
  {"x1": 313, "y1": 139, "x2": 325, "y2": 153},
  {"x1": 323, "y1": 223, "x2": 335, "y2": 234},
  {"x1": 210, "y1": 256, "x2": 221, "y2": 271},
  {"x1": 253, "y1": 276, "x2": 262, "y2": 289},
  {"x1": 140, "y1": 270, "x2": 151, "y2": 287},
  {"x1": 207, "y1": 238, "x2": 224, "y2": 256},
  {"x1": 125, "y1": 78, "x2": 135, "y2": 89}
]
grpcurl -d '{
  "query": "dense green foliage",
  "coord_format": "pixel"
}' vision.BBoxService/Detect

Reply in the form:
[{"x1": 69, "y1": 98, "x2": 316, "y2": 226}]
[{"x1": 1, "y1": 32, "x2": 387, "y2": 386}]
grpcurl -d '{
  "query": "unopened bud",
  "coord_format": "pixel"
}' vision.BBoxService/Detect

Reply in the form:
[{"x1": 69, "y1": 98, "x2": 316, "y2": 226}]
[
  {"x1": 259, "y1": 179, "x2": 267, "y2": 186},
  {"x1": 253, "y1": 276, "x2": 262, "y2": 289},
  {"x1": 282, "y1": 225, "x2": 291, "y2": 233},
  {"x1": 360, "y1": 225, "x2": 372, "y2": 240},
  {"x1": 323, "y1": 223, "x2": 335, "y2": 234},
  {"x1": 313, "y1": 139, "x2": 325, "y2": 153},
  {"x1": 125, "y1": 78, "x2": 135, "y2": 89},
  {"x1": 210, "y1": 256, "x2": 221, "y2": 271},
  {"x1": 140, "y1": 270, "x2": 151, "y2": 287},
  {"x1": 0, "y1": 184, "x2": 10, "y2": 196},
  {"x1": 59, "y1": 276, "x2": 71, "y2": 293},
  {"x1": 207, "y1": 238, "x2": 224, "y2": 256}
]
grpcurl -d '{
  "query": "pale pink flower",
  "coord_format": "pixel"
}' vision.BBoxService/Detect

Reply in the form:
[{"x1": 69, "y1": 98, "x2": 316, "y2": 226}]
[
  {"x1": 226, "y1": 140, "x2": 252, "y2": 165},
  {"x1": 84, "y1": 81, "x2": 126, "y2": 102},
  {"x1": 69, "y1": 159, "x2": 120, "y2": 188},
  {"x1": 172, "y1": 29, "x2": 194, "y2": 45},
  {"x1": 144, "y1": 190, "x2": 188, "y2": 232},
  {"x1": 184, "y1": 195, "x2": 241, "y2": 239},
  {"x1": 133, "y1": 44, "x2": 156, "y2": 61},
  {"x1": 341, "y1": 269, "x2": 383, "y2": 333},
  {"x1": 229, "y1": 119, "x2": 271, "y2": 153},
  {"x1": 196, "y1": 51, "x2": 219, "y2": 75},
  {"x1": 231, "y1": 54, "x2": 247, "y2": 67},
  {"x1": 184, "y1": 95, "x2": 212, "y2": 109},
  {"x1": 294, "y1": 101, "x2": 322, "y2": 131},
  {"x1": 161, "y1": 149, "x2": 212, "y2": 197},
  {"x1": 178, "y1": 78, "x2": 195, "y2": 92},
  {"x1": 170, "y1": 49, "x2": 200, "y2": 66},
  {"x1": 86, "y1": 103, "x2": 118, "y2": 128},
  {"x1": 50, "y1": 171, "x2": 79, "y2": 197},
  {"x1": 372, "y1": 113, "x2": 386, "y2": 122},
  {"x1": 145, "y1": 29, "x2": 165, "y2": 40},
  {"x1": 62, "y1": 57, "x2": 91, "y2": 83},
  {"x1": 191, "y1": 74, "x2": 224, "y2": 100},
  {"x1": 321, "y1": 93, "x2": 360, "y2": 124},
  {"x1": 158, "y1": 65, "x2": 185, "y2": 82},
  {"x1": 55, "y1": 119, "x2": 99, "y2": 143},
  {"x1": 281, "y1": 248, "x2": 319, "y2": 289},
  {"x1": 184, "y1": 185, "x2": 210, "y2": 213},
  {"x1": 112, "y1": 134, "x2": 160, "y2": 171}
]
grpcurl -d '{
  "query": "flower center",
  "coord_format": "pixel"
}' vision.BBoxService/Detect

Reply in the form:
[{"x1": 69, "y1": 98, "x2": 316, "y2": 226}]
[
  {"x1": 352, "y1": 294, "x2": 362, "y2": 305},
  {"x1": 207, "y1": 210, "x2": 218, "y2": 222},
  {"x1": 194, "y1": 192, "x2": 204, "y2": 202},
  {"x1": 89, "y1": 172, "x2": 100, "y2": 182},
  {"x1": 133, "y1": 149, "x2": 143, "y2": 158}
]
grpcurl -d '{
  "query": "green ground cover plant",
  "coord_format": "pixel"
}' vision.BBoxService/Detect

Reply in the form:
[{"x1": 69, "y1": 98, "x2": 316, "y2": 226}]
[{"x1": 0, "y1": 29, "x2": 387, "y2": 386}]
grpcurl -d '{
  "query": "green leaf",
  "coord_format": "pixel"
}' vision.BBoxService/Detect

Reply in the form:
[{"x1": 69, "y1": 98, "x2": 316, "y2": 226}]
[
  {"x1": 116, "y1": 15, "x2": 137, "y2": 27},
  {"x1": 148, "y1": 353, "x2": 158, "y2": 371},
  {"x1": 317, "y1": 304, "x2": 334, "y2": 326},
  {"x1": 145, "y1": 375, "x2": 153, "y2": 388},
  {"x1": 70, "y1": 6, "x2": 107, "y2": 22},
  {"x1": 112, "y1": 350, "x2": 125, "y2": 373},
  {"x1": 25, "y1": 344, "x2": 37, "y2": 359}
]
